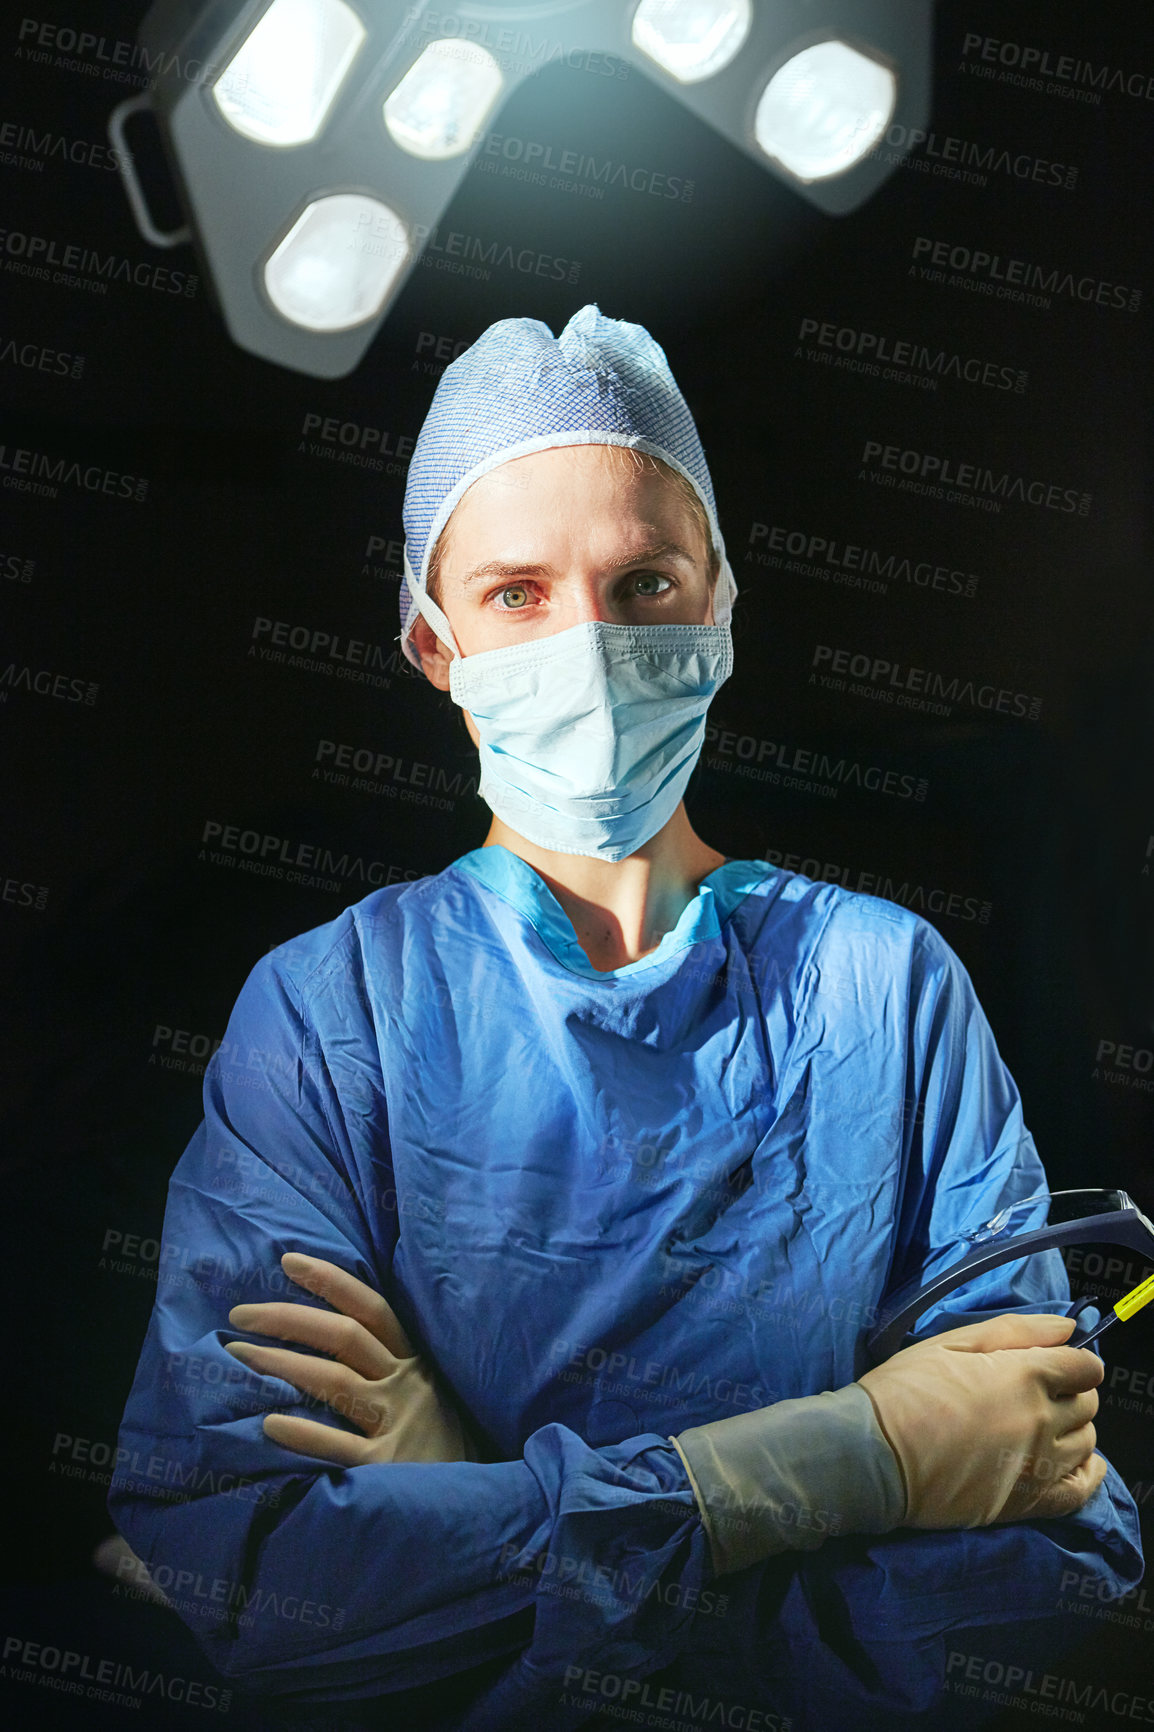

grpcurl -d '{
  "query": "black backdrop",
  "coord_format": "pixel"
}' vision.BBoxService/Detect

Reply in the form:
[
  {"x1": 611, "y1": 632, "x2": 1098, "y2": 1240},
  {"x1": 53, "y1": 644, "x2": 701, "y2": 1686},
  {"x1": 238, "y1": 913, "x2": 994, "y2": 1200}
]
[{"x1": 4, "y1": 2, "x2": 1154, "y2": 1727}]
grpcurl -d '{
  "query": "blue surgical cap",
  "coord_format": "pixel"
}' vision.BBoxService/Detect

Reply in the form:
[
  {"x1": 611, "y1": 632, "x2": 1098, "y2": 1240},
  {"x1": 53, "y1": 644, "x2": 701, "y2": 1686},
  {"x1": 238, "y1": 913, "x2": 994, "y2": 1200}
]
[{"x1": 399, "y1": 303, "x2": 738, "y2": 665}]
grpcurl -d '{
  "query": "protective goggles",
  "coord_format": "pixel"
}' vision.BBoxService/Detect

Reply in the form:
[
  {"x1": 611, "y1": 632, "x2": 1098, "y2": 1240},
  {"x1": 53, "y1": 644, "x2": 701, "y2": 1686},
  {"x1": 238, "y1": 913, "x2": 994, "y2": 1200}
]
[{"x1": 866, "y1": 1188, "x2": 1154, "y2": 1364}]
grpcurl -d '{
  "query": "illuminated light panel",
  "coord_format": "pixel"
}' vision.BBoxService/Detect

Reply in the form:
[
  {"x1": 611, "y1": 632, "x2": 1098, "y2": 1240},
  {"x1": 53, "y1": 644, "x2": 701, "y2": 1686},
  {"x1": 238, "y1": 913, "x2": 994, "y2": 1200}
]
[
  {"x1": 213, "y1": 0, "x2": 365, "y2": 147},
  {"x1": 384, "y1": 38, "x2": 504, "y2": 160},
  {"x1": 263, "y1": 193, "x2": 409, "y2": 331},
  {"x1": 631, "y1": 0, "x2": 753, "y2": 84},
  {"x1": 753, "y1": 39, "x2": 897, "y2": 181}
]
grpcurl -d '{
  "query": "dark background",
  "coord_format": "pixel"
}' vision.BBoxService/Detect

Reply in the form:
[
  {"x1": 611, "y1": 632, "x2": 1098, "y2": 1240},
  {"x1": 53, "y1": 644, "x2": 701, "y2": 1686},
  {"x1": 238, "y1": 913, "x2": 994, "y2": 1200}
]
[{"x1": 3, "y1": 1, "x2": 1153, "y2": 1725}]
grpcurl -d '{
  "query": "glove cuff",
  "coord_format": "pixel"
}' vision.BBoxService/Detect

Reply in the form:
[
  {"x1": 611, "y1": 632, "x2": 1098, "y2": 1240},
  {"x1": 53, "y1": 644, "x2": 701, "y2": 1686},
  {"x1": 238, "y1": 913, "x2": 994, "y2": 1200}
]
[{"x1": 670, "y1": 1382, "x2": 908, "y2": 1577}]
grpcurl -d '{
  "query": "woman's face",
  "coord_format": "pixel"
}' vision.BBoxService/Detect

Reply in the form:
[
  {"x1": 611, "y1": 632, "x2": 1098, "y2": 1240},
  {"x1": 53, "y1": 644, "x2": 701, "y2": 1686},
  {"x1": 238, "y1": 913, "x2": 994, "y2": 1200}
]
[{"x1": 411, "y1": 444, "x2": 716, "y2": 695}]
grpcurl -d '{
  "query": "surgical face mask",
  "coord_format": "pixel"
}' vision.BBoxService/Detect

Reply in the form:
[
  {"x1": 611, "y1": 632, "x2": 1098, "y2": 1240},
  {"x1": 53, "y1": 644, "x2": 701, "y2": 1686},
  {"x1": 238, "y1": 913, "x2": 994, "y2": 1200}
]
[{"x1": 447, "y1": 619, "x2": 733, "y2": 861}]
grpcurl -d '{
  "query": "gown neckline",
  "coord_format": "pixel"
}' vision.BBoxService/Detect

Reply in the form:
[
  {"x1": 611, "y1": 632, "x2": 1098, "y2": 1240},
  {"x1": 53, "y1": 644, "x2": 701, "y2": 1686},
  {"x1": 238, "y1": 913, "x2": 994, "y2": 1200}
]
[{"x1": 453, "y1": 844, "x2": 776, "y2": 981}]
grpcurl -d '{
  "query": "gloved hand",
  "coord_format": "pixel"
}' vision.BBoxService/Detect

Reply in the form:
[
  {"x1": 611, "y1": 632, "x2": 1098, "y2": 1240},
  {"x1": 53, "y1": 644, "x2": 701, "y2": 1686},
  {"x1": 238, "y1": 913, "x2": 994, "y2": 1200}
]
[
  {"x1": 225, "y1": 1252, "x2": 480, "y2": 1465},
  {"x1": 858, "y1": 1310, "x2": 1106, "y2": 1529},
  {"x1": 672, "y1": 1311, "x2": 1105, "y2": 1578}
]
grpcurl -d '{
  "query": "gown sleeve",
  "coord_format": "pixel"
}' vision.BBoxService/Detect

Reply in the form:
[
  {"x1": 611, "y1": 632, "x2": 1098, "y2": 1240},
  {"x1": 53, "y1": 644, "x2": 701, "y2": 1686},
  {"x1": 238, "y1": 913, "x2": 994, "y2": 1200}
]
[
  {"x1": 107, "y1": 942, "x2": 714, "y2": 1714},
  {"x1": 624, "y1": 912, "x2": 1144, "y2": 1732},
  {"x1": 110, "y1": 910, "x2": 1144, "y2": 1731}
]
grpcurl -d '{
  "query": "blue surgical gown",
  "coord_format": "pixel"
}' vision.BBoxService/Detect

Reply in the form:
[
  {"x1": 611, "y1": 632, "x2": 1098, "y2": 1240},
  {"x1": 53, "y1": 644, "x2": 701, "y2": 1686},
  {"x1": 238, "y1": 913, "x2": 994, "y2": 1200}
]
[{"x1": 109, "y1": 848, "x2": 1143, "y2": 1730}]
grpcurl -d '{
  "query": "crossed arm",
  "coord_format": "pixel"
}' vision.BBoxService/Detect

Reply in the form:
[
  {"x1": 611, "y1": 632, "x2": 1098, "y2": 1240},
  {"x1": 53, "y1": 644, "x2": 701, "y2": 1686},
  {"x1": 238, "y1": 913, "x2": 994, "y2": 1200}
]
[
  {"x1": 228, "y1": 1252, "x2": 1110, "y2": 1545},
  {"x1": 109, "y1": 939, "x2": 1143, "y2": 1725},
  {"x1": 224, "y1": 1251, "x2": 479, "y2": 1467}
]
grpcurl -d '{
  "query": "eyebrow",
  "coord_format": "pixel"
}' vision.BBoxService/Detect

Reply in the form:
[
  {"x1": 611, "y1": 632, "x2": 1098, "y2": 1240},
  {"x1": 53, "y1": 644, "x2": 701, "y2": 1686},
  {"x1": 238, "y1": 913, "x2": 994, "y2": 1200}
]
[{"x1": 458, "y1": 542, "x2": 700, "y2": 587}]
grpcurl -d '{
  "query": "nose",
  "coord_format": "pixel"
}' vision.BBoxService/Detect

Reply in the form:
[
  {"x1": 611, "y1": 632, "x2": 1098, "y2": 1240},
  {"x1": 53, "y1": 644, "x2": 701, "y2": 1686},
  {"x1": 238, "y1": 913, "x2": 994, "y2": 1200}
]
[{"x1": 566, "y1": 577, "x2": 615, "y2": 625}]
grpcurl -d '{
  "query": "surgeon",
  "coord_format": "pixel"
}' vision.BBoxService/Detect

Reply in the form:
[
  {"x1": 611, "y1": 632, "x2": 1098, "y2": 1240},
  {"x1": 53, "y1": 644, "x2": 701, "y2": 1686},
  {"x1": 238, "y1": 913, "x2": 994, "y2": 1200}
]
[{"x1": 109, "y1": 306, "x2": 1142, "y2": 1732}]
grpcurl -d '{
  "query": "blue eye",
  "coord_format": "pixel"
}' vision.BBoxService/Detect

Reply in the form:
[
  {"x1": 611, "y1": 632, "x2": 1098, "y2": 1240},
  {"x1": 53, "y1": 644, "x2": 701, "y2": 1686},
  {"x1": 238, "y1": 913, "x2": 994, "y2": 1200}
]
[{"x1": 634, "y1": 573, "x2": 673, "y2": 596}]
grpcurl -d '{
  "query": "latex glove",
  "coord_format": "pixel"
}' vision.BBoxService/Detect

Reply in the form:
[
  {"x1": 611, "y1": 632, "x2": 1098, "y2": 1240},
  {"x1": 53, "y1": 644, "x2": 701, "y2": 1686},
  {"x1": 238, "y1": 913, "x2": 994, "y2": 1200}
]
[
  {"x1": 225, "y1": 1252, "x2": 480, "y2": 1465},
  {"x1": 672, "y1": 1381, "x2": 906, "y2": 1577},
  {"x1": 672, "y1": 1312, "x2": 1105, "y2": 1578},
  {"x1": 858, "y1": 1310, "x2": 1106, "y2": 1529}
]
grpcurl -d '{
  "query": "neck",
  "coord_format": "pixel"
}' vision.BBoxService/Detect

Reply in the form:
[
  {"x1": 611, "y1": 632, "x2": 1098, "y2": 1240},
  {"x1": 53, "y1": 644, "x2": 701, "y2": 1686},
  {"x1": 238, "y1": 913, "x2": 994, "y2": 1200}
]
[{"x1": 481, "y1": 803, "x2": 727, "y2": 973}]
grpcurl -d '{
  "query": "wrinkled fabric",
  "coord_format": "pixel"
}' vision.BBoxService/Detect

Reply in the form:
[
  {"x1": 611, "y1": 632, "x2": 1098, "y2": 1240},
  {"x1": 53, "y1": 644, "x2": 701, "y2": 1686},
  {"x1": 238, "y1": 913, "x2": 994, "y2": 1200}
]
[
  {"x1": 447, "y1": 620, "x2": 733, "y2": 860},
  {"x1": 109, "y1": 849, "x2": 1143, "y2": 1729},
  {"x1": 398, "y1": 302, "x2": 738, "y2": 664}
]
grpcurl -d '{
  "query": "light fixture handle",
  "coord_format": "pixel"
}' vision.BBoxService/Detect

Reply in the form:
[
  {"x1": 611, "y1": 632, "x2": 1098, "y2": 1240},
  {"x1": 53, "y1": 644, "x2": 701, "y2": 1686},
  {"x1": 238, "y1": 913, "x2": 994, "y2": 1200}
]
[{"x1": 108, "y1": 94, "x2": 191, "y2": 250}]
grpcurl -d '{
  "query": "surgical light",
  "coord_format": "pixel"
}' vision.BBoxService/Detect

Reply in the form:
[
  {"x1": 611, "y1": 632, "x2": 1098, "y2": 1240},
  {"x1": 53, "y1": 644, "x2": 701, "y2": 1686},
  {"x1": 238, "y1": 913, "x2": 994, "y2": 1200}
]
[
  {"x1": 263, "y1": 194, "x2": 410, "y2": 331},
  {"x1": 110, "y1": 0, "x2": 933, "y2": 376},
  {"x1": 754, "y1": 40, "x2": 897, "y2": 182},
  {"x1": 631, "y1": 0, "x2": 752, "y2": 84},
  {"x1": 384, "y1": 38, "x2": 504, "y2": 159},
  {"x1": 212, "y1": 0, "x2": 366, "y2": 148}
]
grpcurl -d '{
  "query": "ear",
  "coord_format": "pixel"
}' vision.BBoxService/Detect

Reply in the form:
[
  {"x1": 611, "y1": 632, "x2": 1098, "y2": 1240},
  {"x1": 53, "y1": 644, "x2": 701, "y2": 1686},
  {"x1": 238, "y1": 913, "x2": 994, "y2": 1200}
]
[{"x1": 409, "y1": 613, "x2": 455, "y2": 692}]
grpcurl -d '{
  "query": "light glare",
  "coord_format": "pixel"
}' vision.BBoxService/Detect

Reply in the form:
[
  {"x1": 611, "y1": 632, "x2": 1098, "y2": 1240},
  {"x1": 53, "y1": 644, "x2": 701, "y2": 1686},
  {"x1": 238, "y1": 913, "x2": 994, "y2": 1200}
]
[
  {"x1": 213, "y1": 0, "x2": 365, "y2": 147},
  {"x1": 753, "y1": 40, "x2": 897, "y2": 181},
  {"x1": 384, "y1": 38, "x2": 504, "y2": 159},
  {"x1": 631, "y1": 0, "x2": 752, "y2": 84},
  {"x1": 263, "y1": 194, "x2": 409, "y2": 332}
]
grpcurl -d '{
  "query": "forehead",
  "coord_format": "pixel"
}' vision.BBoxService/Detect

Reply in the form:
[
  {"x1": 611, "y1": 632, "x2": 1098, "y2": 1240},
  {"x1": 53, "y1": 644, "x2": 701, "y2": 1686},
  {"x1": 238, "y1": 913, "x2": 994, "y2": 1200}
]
[{"x1": 444, "y1": 444, "x2": 700, "y2": 546}]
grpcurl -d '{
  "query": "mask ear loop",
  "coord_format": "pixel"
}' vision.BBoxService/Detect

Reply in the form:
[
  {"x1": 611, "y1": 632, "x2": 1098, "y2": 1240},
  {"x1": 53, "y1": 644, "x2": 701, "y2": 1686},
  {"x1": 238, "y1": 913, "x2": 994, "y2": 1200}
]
[{"x1": 403, "y1": 551, "x2": 461, "y2": 660}]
